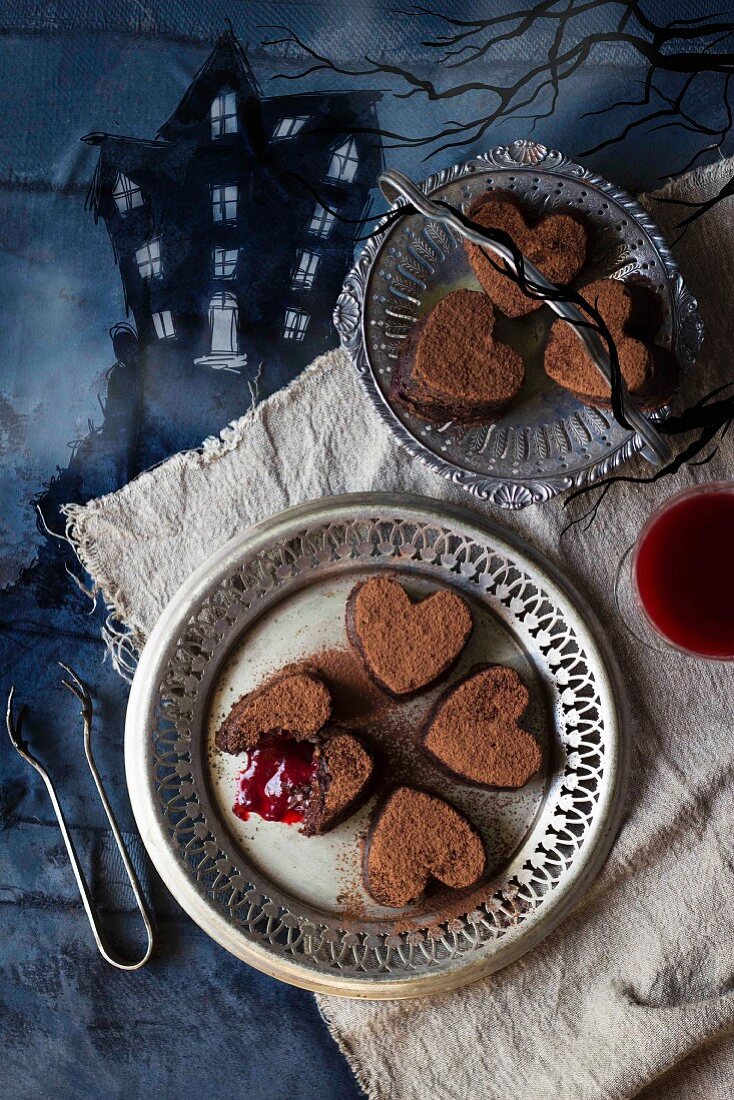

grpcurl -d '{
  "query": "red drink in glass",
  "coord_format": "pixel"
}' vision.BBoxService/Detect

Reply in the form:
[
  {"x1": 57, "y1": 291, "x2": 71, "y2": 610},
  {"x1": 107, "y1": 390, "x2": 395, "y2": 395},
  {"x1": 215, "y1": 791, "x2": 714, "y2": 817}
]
[{"x1": 633, "y1": 482, "x2": 734, "y2": 660}]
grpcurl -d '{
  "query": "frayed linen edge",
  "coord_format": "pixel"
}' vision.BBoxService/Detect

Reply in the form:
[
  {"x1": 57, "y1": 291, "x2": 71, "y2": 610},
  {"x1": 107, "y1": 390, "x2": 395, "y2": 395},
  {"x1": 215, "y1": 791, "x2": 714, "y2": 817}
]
[
  {"x1": 61, "y1": 501, "x2": 143, "y2": 682},
  {"x1": 316, "y1": 997, "x2": 383, "y2": 1100}
]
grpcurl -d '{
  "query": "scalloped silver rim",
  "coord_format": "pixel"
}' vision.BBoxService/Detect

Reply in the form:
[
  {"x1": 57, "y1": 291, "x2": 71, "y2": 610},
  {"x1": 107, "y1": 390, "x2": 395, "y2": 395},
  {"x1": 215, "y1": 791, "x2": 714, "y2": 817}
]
[{"x1": 334, "y1": 139, "x2": 703, "y2": 509}]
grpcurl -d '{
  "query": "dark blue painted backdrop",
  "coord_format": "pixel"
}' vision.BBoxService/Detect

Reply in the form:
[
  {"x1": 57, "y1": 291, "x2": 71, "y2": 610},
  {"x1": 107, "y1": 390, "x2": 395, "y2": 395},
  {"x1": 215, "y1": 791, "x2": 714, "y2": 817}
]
[{"x1": 1, "y1": 4, "x2": 731, "y2": 1098}]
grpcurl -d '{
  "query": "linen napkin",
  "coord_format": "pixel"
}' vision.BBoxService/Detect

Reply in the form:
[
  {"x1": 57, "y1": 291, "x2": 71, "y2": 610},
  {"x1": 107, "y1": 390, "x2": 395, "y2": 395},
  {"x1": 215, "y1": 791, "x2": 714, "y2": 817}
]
[{"x1": 64, "y1": 158, "x2": 734, "y2": 1100}]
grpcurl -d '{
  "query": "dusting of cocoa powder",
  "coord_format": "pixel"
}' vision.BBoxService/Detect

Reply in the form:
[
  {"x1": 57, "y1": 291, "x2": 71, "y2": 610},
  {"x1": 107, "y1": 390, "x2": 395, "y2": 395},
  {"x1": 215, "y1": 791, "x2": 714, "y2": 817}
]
[
  {"x1": 215, "y1": 671, "x2": 331, "y2": 754},
  {"x1": 346, "y1": 576, "x2": 473, "y2": 696},
  {"x1": 464, "y1": 196, "x2": 587, "y2": 318},
  {"x1": 422, "y1": 665, "x2": 541, "y2": 789},
  {"x1": 544, "y1": 276, "x2": 675, "y2": 404},
  {"x1": 411, "y1": 289, "x2": 525, "y2": 402},
  {"x1": 365, "y1": 787, "x2": 486, "y2": 908}
]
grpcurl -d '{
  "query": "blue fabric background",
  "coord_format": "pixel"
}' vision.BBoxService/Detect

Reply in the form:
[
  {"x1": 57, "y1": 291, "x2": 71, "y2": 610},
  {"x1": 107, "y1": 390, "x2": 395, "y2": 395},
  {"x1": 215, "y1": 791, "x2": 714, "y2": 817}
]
[{"x1": 1, "y1": 4, "x2": 731, "y2": 1097}]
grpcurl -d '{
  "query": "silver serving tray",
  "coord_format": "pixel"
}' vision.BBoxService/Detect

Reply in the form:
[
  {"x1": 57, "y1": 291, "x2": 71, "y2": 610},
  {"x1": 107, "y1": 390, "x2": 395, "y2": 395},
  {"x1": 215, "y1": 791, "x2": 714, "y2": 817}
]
[
  {"x1": 334, "y1": 139, "x2": 703, "y2": 509},
  {"x1": 126, "y1": 494, "x2": 627, "y2": 998}
]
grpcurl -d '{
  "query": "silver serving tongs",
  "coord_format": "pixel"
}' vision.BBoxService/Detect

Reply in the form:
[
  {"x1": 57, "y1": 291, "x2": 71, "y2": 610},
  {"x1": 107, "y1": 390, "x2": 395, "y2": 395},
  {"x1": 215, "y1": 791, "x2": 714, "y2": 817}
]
[
  {"x1": 6, "y1": 663, "x2": 154, "y2": 970},
  {"x1": 378, "y1": 168, "x2": 672, "y2": 467}
]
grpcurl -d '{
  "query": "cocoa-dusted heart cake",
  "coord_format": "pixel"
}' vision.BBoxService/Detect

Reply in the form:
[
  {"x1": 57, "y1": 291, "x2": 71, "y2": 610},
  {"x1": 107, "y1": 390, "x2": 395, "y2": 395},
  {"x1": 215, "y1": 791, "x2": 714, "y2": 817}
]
[
  {"x1": 390, "y1": 288, "x2": 525, "y2": 424},
  {"x1": 346, "y1": 576, "x2": 473, "y2": 696},
  {"x1": 422, "y1": 665, "x2": 541, "y2": 789},
  {"x1": 365, "y1": 786, "x2": 486, "y2": 908},
  {"x1": 217, "y1": 672, "x2": 373, "y2": 834},
  {"x1": 215, "y1": 671, "x2": 331, "y2": 755},
  {"x1": 544, "y1": 277, "x2": 678, "y2": 407},
  {"x1": 232, "y1": 726, "x2": 373, "y2": 835},
  {"x1": 464, "y1": 195, "x2": 588, "y2": 318},
  {"x1": 301, "y1": 730, "x2": 374, "y2": 836}
]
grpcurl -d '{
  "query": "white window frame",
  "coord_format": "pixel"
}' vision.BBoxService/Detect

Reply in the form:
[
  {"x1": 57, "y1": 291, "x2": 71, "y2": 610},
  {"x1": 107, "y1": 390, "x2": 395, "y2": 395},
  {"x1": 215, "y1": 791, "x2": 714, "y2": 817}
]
[
  {"x1": 213, "y1": 247, "x2": 238, "y2": 279},
  {"x1": 210, "y1": 89, "x2": 237, "y2": 138},
  {"x1": 291, "y1": 249, "x2": 320, "y2": 290},
  {"x1": 308, "y1": 203, "x2": 336, "y2": 239},
  {"x1": 152, "y1": 310, "x2": 175, "y2": 340},
  {"x1": 135, "y1": 238, "x2": 161, "y2": 279},
  {"x1": 212, "y1": 183, "x2": 238, "y2": 224},
  {"x1": 112, "y1": 172, "x2": 144, "y2": 215},
  {"x1": 272, "y1": 115, "x2": 309, "y2": 140},
  {"x1": 326, "y1": 137, "x2": 359, "y2": 183},
  {"x1": 283, "y1": 308, "x2": 310, "y2": 341}
]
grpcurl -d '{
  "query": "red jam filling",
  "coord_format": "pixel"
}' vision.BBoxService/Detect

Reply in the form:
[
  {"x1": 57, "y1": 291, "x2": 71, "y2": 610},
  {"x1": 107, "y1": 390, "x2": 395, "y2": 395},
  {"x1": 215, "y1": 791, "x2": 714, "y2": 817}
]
[{"x1": 232, "y1": 735, "x2": 318, "y2": 825}]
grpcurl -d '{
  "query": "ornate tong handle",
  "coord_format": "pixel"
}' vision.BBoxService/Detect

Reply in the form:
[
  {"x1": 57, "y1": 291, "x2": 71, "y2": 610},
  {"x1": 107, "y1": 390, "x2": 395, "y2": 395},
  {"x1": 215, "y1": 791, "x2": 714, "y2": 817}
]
[
  {"x1": 377, "y1": 168, "x2": 672, "y2": 468},
  {"x1": 6, "y1": 663, "x2": 154, "y2": 970}
]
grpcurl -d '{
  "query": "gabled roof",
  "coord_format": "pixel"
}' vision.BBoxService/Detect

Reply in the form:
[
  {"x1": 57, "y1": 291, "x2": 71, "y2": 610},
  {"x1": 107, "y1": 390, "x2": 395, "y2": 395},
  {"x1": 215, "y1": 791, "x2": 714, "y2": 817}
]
[{"x1": 157, "y1": 27, "x2": 262, "y2": 141}]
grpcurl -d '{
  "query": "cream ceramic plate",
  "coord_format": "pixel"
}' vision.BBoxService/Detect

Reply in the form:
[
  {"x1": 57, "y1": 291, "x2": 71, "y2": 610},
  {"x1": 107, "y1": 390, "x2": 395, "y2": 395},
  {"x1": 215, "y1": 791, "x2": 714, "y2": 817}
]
[{"x1": 125, "y1": 493, "x2": 627, "y2": 998}]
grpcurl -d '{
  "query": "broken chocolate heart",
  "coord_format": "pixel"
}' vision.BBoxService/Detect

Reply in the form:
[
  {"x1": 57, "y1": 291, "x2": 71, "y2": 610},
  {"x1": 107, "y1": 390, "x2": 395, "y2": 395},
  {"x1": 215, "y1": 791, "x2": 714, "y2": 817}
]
[
  {"x1": 365, "y1": 786, "x2": 486, "y2": 908},
  {"x1": 422, "y1": 665, "x2": 541, "y2": 789},
  {"x1": 215, "y1": 671, "x2": 332, "y2": 755},
  {"x1": 544, "y1": 277, "x2": 678, "y2": 407},
  {"x1": 464, "y1": 196, "x2": 588, "y2": 318},
  {"x1": 302, "y1": 729, "x2": 374, "y2": 836},
  {"x1": 390, "y1": 288, "x2": 525, "y2": 424},
  {"x1": 346, "y1": 576, "x2": 473, "y2": 696},
  {"x1": 232, "y1": 726, "x2": 373, "y2": 835}
]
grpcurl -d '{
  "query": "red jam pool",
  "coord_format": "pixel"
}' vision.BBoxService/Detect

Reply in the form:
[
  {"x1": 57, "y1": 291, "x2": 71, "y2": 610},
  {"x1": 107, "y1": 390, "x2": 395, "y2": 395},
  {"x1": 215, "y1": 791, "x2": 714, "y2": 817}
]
[{"x1": 232, "y1": 735, "x2": 318, "y2": 825}]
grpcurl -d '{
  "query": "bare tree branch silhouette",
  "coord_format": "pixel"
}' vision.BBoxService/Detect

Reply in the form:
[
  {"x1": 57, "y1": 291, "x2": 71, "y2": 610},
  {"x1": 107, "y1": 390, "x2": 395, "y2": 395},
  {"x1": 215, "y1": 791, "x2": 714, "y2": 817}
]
[{"x1": 263, "y1": 1, "x2": 734, "y2": 178}]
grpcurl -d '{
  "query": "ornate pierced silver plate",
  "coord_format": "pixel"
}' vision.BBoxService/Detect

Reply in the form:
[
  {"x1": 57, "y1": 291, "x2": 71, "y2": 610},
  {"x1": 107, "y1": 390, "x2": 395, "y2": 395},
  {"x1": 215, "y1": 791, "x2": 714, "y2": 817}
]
[
  {"x1": 126, "y1": 494, "x2": 627, "y2": 998},
  {"x1": 334, "y1": 139, "x2": 703, "y2": 509}
]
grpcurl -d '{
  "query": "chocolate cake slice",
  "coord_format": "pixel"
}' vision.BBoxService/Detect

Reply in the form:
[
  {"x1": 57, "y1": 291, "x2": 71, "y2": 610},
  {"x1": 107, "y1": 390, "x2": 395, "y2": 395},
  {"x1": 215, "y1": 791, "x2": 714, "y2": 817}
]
[
  {"x1": 346, "y1": 576, "x2": 473, "y2": 696},
  {"x1": 464, "y1": 195, "x2": 588, "y2": 318},
  {"x1": 390, "y1": 288, "x2": 525, "y2": 424},
  {"x1": 302, "y1": 730, "x2": 375, "y2": 836},
  {"x1": 364, "y1": 786, "x2": 486, "y2": 908},
  {"x1": 421, "y1": 664, "x2": 541, "y2": 789},
  {"x1": 544, "y1": 277, "x2": 679, "y2": 407},
  {"x1": 215, "y1": 671, "x2": 332, "y2": 755}
]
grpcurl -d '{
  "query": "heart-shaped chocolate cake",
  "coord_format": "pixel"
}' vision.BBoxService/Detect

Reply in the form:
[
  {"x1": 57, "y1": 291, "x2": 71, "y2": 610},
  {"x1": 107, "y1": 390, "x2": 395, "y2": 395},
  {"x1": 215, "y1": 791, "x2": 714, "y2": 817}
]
[
  {"x1": 464, "y1": 196, "x2": 588, "y2": 318},
  {"x1": 215, "y1": 671, "x2": 332, "y2": 755},
  {"x1": 302, "y1": 730, "x2": 374, "y2": 836},
  {"x1": 346, "y1": 576, "x2": 473, "y2": 696},
  {"x1": 544, "y1": 277, "x2": 678, "y2": 407},
  {"x1": 390, "y1": 288, "x2": 525, "y2": 424},
  {"x1": 422, "y1": 665, "x2": 541, "y2": 789},
  {"x1": 365, "y1": 786, "x2": 486, "y2": 907},
  {"x1": 231, "y1": 726, "x2": 373, "y2": 834}
]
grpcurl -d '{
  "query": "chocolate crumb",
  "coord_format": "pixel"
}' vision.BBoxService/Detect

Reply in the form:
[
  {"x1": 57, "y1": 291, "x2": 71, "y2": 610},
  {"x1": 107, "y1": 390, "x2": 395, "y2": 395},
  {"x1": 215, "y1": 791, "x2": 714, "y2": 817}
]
[{"x1": 302, "y1": 730, "x2": 374, "y2": 836}]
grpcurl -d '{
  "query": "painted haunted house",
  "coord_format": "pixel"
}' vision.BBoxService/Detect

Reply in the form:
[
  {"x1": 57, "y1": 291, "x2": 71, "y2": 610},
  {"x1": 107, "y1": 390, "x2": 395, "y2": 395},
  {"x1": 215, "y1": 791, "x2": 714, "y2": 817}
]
[{"x1": 83, "y1": 29, "x2": 381, "y2": 424}]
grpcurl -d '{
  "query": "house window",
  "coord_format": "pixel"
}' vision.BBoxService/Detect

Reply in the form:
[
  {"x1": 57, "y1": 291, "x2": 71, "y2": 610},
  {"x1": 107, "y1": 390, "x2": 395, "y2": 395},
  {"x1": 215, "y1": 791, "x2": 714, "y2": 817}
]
[
  {"x1": 152, "y1": 310, "x2": 175, "y2": 340},
  {"x1": 213, "y1": 247, "x2": 238, "y2": 278},
  {"x1": 210, "y1": 89, "x2": 237, "y2": 138},
  {"x1": 272, "y1": 115, "x2": 308, "y2": 140},
  {"x1": 194, "y1": 291, "x2": 248, "y2": 372},
  {"x1": 112, "y1": 172, "x2": 144, "y2": 215},
  {"x1": 326, "y1": 138, "x2": 359, "y2": 183},
  {"x1": 283, "y1": 308, "x2": 310, "y2": 341},
  {"x1": 135, "y1": 238, "x2": 161, "y2": 279},
  {"x1": 309, "y1": 203, "x2": 336, "y2": 238},
  {"x1": 212, "y1": 184, "x2": 238, "y2": 224},
  {"x1": 291, "y1": 249, "x2": 319, "y2": 290}
]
